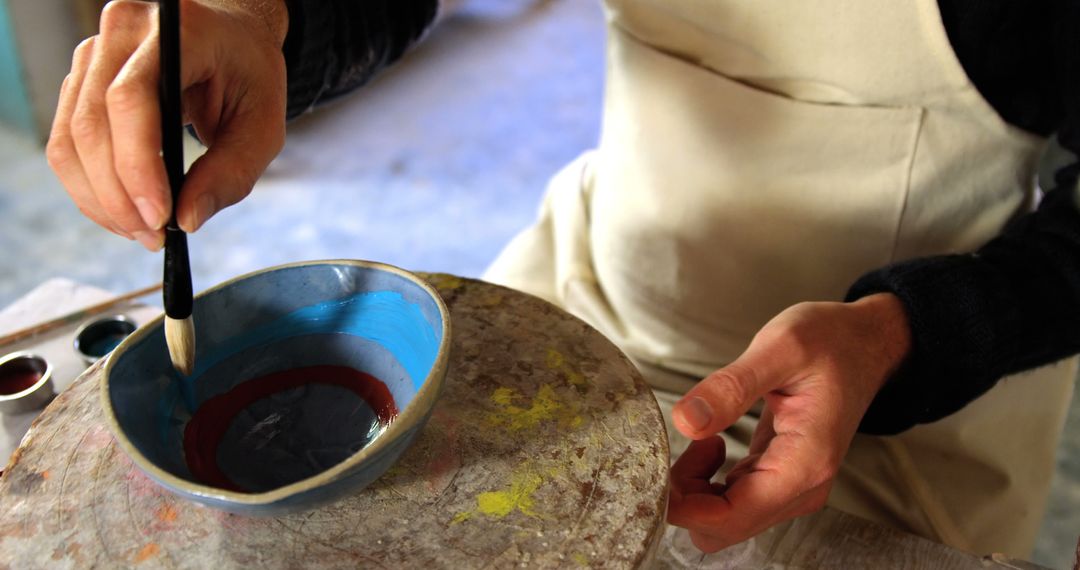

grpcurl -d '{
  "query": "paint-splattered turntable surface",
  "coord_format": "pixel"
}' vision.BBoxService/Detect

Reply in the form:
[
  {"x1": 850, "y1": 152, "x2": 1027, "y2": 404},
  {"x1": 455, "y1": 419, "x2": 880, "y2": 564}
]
[{"x1": 0, "y1": 275, "x2": 668, "y2": 569}]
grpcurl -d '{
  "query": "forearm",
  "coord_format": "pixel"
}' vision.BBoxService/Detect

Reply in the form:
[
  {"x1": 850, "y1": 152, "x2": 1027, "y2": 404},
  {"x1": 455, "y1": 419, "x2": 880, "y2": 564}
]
[{"x1": 282, "y1": 0, "x2": 440, "y2": 118}]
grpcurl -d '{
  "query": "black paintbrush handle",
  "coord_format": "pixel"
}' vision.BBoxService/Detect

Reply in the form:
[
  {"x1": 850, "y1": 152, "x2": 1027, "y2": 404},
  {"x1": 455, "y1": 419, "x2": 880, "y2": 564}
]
[
  {"x1": 159, "y1": 0, "x2": 191, "y2": 319},
  {"x1": 164, "y1": 230, "x2": 192, "y2": 318},
  {"x1": 160, "y1": 0, "x2": 183, "y2": 221}
]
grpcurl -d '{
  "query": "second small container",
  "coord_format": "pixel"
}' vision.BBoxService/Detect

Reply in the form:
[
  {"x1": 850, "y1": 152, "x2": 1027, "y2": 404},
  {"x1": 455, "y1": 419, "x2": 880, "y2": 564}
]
[{"x1": 74, "y1": 315, "x2": 137, "y2": 365}]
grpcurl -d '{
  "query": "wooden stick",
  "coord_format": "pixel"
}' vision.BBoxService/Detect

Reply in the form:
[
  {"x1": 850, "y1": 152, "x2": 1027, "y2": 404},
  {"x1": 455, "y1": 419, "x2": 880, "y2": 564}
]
[{"x1": 0, "y1": 283, "x2": 163, "y2": 348}]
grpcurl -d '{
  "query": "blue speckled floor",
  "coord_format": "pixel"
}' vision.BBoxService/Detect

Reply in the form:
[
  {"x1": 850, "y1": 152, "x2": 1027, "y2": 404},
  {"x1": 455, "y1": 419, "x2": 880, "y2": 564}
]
[{"x1": 0, "y1": 1, "x2": 1076, "y2": 567}]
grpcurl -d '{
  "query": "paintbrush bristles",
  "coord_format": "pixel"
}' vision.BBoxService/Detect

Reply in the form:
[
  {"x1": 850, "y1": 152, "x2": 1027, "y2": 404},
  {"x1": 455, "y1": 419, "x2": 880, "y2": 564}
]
[{"x1": 165, "y1": 315, "x2": 195, "y2": 376}]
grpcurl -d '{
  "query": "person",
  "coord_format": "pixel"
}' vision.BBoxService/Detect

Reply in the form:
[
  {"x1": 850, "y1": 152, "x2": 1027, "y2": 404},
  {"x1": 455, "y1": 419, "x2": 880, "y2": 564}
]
[{"x1": 46, "y1": 0, "x2": 1080, "y2": 559}]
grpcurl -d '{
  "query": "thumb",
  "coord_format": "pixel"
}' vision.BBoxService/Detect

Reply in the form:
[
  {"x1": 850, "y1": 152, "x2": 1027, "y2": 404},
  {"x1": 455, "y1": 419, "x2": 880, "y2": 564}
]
[
  {"x1": 177, "y1": 107, "x2": 284, "y2": 232},
  {"x1": 672, "y1": 349, "x2": 786, "y2": 439}
]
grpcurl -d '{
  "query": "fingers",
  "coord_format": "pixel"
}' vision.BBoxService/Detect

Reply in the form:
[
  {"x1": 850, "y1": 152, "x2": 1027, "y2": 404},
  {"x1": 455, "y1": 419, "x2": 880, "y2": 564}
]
[
  {"x1": 683, "y1": 483, "x2": 829, "y2": 554},
  {"x1": 669, "y1": 430, "x2": 833, "y2": 550},
  {"x1": 670, "y1": 436, "x2": 726, "y2": 499},
  {"x1": 108, "y1": 35, "x2": 169, "y2": 233},
  {"x1": 668, "y1": 400, "x2": 834, "y2": 552},
  {"x1": 49, "y1": 0, "x2": 287, "y2": 240},
  {"x1": 47, "y1": 0, "x2": 222, "y2": 247},
  {"x1": 73, "y1": 2, "x2": 163, "y2": 249},
  {"x1": 672, "y1": 345, "x2": 791, "y2": 439},
  {"x1": 178, "y1": 89, "x2": 285, "y2": 233},
  {"x1": 671, "y1": 436, "x2": 726, "y2": 481},
  {"x1": 169, "y1": 3, "x2": 287, "y2": 233},
  {"x1": 48, "y1": 37, "x2": 124, "y2": 237},
  {"x1": 665, "y1": 303, "x2": 874, "y2": 554},
  {"x1": 722, "y1": 452, "x2": 762, "y2": 489},
  {"x1": 746, "y1": 406, "x2": 776, "y2": 457},
  {"x1": 678, "y1": 486, "x2": 831, "y2": 553},
  {"x1": 182, "y1": 81, "x2": 222, "y2": 147}
]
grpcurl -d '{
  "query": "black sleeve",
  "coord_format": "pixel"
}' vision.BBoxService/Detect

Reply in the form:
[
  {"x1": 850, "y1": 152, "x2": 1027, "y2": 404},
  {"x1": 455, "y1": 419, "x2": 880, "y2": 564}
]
[
  {"x1": 281, "y1": 0, "x2": 439, "y2": 119},
  {"x1": 847, "y1": 1, "x2": 1080, "y2": 436}
]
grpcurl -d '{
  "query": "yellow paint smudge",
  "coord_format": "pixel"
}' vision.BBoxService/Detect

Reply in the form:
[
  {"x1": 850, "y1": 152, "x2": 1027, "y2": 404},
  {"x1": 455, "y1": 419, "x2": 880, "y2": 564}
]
[
  {"x1": 491, "y1": 387, "x2": 516, "y2": 406},
  {"x1": 452, "y1": 466, "x2": 547, "y2": 524},
  {"x1": 487, "y1": 385, "x2": 580, "y2": 431},
  {"x1": 572, "y1": 552, "x2": 589, "y2": 566},
  {"x1": 545, "y1": 349, "x2": 565, "y2": 369},
  {"x1": 477, "y1": 472, "x2": 543, "y2": 517},
  {"x1": 427, "y1": 273, "x2": 464, "y2": 290},
  {"x1": 545, "y1": 348, "x2": 585, "y2": 386},
  {"x1": 134, "y1": 543, "x2": 159, "y2": 563}
]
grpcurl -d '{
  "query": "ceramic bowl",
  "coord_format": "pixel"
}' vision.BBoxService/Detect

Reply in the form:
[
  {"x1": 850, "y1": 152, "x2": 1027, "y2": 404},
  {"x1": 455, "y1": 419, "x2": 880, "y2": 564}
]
[{"x1": 101, "y1": 260, "x2": 450, "y2": 515}]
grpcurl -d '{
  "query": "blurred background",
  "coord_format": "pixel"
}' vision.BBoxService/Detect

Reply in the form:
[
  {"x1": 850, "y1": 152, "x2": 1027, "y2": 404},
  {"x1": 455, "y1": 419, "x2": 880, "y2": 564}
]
[{"x1": 0, "y1": 0, "x2": 1076, "y2": 567}]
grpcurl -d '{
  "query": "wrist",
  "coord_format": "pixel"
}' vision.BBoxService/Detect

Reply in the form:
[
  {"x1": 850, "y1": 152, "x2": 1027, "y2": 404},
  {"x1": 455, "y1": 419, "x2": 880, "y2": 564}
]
[
  {"x1": 850, "y1": 292, "x2": 912, "y2": 387},
  {"x1": 198, "y1": 0, "x2": 289, "y2": 47}
]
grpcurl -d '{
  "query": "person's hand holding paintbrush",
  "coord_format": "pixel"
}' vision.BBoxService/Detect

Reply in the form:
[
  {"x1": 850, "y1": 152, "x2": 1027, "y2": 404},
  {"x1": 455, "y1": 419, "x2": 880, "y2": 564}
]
[
  {"x1": 47, "y1": 0, "x2": 287, "y2": 247},
  {"x1": 46, "y1": 0, "x2": 289, "y2": 372}
]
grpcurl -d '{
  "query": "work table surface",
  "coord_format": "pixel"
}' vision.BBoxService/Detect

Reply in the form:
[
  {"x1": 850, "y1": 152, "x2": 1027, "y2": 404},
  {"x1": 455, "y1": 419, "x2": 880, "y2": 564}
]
[{"x1": 0, "y1": 276, "x2": 1047, "y2": 569}]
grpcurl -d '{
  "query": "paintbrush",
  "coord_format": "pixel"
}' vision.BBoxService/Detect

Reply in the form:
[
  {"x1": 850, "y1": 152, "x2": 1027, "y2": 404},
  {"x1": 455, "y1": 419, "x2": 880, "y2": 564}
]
[
  {"x1": 0, "y1": 283, "x2": 163, "y2": 348},
  {"x1": 160, "y1": 0, "x2": 195, "y2": 376}
]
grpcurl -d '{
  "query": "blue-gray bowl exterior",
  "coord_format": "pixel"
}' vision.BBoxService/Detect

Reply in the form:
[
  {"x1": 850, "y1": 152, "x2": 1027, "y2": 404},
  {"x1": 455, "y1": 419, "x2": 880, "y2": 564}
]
[{"x1": 103, "y1": 261, "x2": 448, "y2": 512}]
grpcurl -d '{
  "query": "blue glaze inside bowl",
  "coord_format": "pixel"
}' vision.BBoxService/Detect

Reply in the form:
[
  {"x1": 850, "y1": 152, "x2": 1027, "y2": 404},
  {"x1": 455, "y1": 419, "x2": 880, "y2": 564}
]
[{"x1": 107, "y1": 263, "x2": 444, "y2": 497}]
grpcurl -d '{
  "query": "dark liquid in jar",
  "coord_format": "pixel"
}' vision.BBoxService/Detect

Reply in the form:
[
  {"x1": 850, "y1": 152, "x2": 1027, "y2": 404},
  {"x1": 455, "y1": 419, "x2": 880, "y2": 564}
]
[
  {"x1": 84, "y1": 333, "x2": 128, "y2": 357},
  {"x1": 0, "y1": 368, "x2": 42, "y2": 395}
]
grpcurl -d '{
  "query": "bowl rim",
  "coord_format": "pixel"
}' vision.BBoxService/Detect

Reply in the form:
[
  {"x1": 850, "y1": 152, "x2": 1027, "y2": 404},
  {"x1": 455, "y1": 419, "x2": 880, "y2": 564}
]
[{"x1": 99, "y1": 259, "x2": 452, "y2": 505}]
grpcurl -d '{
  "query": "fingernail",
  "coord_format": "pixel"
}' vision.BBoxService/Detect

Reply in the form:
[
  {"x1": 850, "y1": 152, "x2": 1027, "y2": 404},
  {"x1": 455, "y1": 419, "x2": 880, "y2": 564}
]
[
  {"x1": 133, "y1": 231, "x2": 163, "y2": 251},
  {"x1": 191, "y1": 194, "x2": 216, "y2": 232},
  {"x1": 134, "y1": 197, "x2": 164, "y2": 230},
  {"x1": 681, "y1": 397, "x2": 713, "y2": 431}
]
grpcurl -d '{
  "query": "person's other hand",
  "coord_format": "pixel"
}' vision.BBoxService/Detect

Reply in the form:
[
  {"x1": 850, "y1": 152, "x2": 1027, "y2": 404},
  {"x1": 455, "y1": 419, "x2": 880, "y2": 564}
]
[
  {"x1": 666, "y1": 292, "x2": 911, "y2": 553},
  {"x1": 46, "y1": 0, "x2": 288, "y2": 250}
]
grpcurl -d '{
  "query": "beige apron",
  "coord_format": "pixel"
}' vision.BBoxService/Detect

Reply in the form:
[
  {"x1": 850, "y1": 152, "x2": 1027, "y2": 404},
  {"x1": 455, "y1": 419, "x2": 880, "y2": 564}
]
[{"x1": 485, "y1": 0, "x2": 1075, "y2": 558}]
